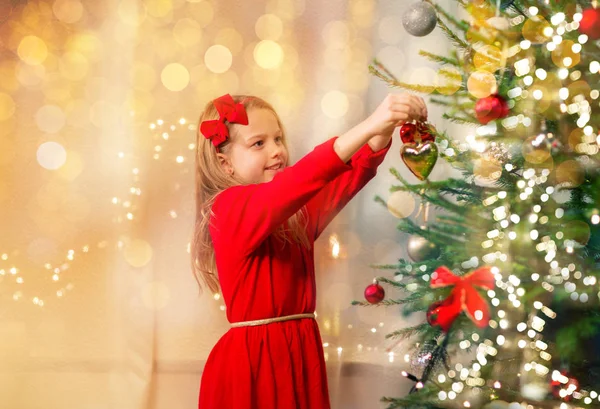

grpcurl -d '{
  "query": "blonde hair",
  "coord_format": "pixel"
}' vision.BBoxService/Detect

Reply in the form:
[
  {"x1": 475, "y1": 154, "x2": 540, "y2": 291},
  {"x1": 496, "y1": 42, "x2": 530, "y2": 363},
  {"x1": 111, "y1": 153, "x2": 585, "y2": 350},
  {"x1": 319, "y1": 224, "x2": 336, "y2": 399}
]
[{"x1": 191, "y1": 95, "x2": 310, "y2": 293}]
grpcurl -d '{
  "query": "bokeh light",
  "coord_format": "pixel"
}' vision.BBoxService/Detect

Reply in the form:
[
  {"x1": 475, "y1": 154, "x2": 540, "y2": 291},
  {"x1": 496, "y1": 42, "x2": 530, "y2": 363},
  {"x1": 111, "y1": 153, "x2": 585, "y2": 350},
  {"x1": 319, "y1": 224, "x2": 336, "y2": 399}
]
[
  {"x1": 205, "y1": 44, "x2": 233, "y2": 73},
  {"x1": 253, "y1": 40, "x2": 284, "y2": 70},
  {"x1": 556, "y1": 160, "x2": 584, "y2": 187},
  {"x1": 322, "y1": 20, "x2": 351, "y2": 48},
  {"x1": 59, "y1": 52, "x2": 89, "y2": 81},
  {"x1": 473, "y1": 44, "x2": 505, "y2": 72},
  {"x1": 386, "y1": 191, "x2": 416, "y2": 219},
  {"x1": 118, "y1": 0, "x2": 147, "y2": 26},
  {"x1": 551, "y1": 40, "x2": 580, "y2": 69},
  {"x1": 65, "y1": 33, "x2": 103, "y2": 62},
  {"x1": 467, "y1": 70, "x2": 497, "y2": 98},
  {"x1": 187, "y1": 0, "x2": 214, "y2": 27},
  {"x1": 521, "y1": 134, "x2": 551, "y2": 165},
  {"x1": 522, "y1": 15, "x2": 551, "y2": 44},
  {"x1": 255, "y1": 14, "x2": 283, "y2": 41},
  {"x1": 35, "y1": 105, "x2": 66, "y2": 133},
  {"x1": 52, "y1": 0, "x2": 84, "y2": 24},
  {"x1": 145, "y1": 0, "x2": 173, "y2": 18},
  {"x1": 123, "y1": 239, "x2": 153, "y2": 268},
  {"x1": 37, "y1": 141, "x2": 67, "y2": 170},
  {"x1": 18, "y1": 36, "x2": 48, "y2": 65},
  {"x1": 436, "y1": 65, "x2": 462, "y2": 95},
  {"x1": 161, "y1": 63, "x2": 190, "y2": 91},
  {"x1": 173, "y1": 18, "x2": 202, "y2": 47},
  {"x1": 563, "y1": 220, "x2": 591, "y2": 245},
  {"x1": 16, "y1": 62, "x2": 46, "y2": 87},
  {"x1": 321, "y1": 90, "x2": 349, "y2": 119},
  {"x1": 474, "y1": 157, "x2": 502, "y2": 182}
]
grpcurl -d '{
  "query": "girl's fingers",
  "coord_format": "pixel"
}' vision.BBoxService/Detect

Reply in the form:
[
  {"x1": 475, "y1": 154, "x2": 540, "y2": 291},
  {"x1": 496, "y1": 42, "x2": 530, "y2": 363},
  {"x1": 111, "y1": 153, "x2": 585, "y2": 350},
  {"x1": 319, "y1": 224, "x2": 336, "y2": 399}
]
[
  {"x1": 391, "y1": 98, "x2": 427, "y2": 120},
  {"x1": 410, "y1": 96, "x2": 427, "y2": 119}
]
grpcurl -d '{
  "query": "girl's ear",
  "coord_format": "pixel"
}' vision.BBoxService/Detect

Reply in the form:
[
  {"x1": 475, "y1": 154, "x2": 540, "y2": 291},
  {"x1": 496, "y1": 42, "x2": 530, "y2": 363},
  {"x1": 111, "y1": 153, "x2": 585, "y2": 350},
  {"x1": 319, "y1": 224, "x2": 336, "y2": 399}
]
[{"x1": 216, "y1": 153, "x2": 234, "y2": 175}]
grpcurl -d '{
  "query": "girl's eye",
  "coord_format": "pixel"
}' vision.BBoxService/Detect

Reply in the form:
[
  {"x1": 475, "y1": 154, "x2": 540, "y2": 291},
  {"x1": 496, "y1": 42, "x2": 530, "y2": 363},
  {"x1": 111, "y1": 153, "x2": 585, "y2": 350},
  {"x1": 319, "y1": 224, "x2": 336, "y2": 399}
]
[
  {"x1": 253, "y1": 140, "x2": 264, "y2": 147},
  {"x1": 275, "y1": 136, "x2": 283, "y2": 143}
]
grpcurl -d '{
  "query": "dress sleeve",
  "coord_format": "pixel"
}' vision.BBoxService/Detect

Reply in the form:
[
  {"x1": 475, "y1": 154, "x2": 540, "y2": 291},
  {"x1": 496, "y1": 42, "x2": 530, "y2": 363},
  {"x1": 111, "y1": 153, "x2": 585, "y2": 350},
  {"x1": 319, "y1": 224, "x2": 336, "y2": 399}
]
[
  {"x1": 304, "y1": 138, "x2": 392, "y2": 240},
  {"x1": 210, "y1": 137, "x2": 352, "y2": 255}
]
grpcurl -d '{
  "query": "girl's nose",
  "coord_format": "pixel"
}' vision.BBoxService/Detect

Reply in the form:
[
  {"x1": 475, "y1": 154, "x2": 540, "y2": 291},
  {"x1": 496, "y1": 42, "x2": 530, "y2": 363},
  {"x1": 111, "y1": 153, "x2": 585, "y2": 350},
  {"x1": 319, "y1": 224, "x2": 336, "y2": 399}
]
[{"x1": 271, "y1": 142, "x2": 284, "y2": 157}]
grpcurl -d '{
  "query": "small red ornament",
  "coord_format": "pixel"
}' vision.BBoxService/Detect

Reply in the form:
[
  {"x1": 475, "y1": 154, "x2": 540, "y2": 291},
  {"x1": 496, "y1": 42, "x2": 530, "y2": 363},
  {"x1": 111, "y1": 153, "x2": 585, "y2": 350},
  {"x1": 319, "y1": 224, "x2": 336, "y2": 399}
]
[
  {"x1": 400, "y1": 123, "x2": 418, "y2": 143},
  {"x1": 475, "y1": 94, "x2": 509, "y2": 125},
  {"x1": 551, "y1": 370, "x2": 579, "y2": 402},
  {"x1": 364, "y1": 279, "x2": 385, "y2": 304},
  {"x1": 400, "y1": 121, "x2": 436, "y2": 143},
  {"x1": 426, "y1": 300, "x2": 446, "y2": 327},
  {"x1": 417, "y1": 122, "x2": 436, "y2": 143},
  {"x1": 580, "y1": 8, "x2": 600, "y2": 40}
]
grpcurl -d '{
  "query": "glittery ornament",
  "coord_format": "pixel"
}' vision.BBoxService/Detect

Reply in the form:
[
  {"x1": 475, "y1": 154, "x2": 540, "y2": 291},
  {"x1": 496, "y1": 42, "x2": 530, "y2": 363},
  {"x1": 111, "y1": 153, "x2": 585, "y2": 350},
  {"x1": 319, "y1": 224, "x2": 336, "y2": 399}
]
[
  {"x1": 407, "y1": 234, "x2": 440, "y2": 262},
  {"x1": 410, "y1": 343, "x2": 435, "y2": 373},
  {"x1": 475, "y1": 94, "x2": 509, "y2": 124},
  {"x1": 580, "y1": 8, "x2": 600, "y2": 40},
  {"x1": 364, "y1": 279, "x2": 385, "y2": 304},
  {"x1": 402, "y1": 2, "x2": 437, "y2": 37}
]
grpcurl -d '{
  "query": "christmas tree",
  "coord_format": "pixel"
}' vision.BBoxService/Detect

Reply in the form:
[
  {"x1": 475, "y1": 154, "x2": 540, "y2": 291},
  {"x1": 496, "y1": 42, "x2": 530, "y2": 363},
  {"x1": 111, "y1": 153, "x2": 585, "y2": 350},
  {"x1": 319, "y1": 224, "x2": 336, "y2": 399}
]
[{"x1": 356, "y1": 1, "x2": 600, "y2": 408}]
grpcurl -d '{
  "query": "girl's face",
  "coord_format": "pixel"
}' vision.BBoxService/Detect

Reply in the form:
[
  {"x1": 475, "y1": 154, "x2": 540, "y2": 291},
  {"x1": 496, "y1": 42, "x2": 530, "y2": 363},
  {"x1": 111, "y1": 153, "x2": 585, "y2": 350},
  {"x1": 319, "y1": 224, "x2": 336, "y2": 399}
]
[{"x1": 219, "y1": 108, "x2": 289, "y2": 184}]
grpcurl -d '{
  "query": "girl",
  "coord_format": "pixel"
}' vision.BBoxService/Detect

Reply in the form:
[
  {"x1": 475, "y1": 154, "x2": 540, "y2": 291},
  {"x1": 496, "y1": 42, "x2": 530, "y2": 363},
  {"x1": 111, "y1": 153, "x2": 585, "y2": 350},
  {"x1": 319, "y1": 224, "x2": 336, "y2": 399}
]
[{"x1": 192, "y1": 93, "x2": 427, "y2": 409}]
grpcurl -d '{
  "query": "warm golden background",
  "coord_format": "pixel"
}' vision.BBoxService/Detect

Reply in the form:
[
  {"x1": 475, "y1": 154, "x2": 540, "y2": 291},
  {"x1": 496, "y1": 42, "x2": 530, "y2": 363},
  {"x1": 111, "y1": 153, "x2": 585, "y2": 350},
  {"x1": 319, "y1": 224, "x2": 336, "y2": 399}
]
[{"x1": 0, "y1": 0, "x2": 461, "y2": 407}]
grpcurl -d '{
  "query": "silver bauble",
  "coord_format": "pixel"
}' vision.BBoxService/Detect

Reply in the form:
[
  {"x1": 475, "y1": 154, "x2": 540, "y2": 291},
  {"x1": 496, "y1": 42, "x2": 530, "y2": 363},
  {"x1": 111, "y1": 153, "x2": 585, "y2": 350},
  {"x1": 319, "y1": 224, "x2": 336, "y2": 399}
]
[
  {"x1": 407, "y1": 234, "x2": 440, "y2": 262},
  {"x1": 402, "y1": 2, "x2": 437, "y2": 37}
]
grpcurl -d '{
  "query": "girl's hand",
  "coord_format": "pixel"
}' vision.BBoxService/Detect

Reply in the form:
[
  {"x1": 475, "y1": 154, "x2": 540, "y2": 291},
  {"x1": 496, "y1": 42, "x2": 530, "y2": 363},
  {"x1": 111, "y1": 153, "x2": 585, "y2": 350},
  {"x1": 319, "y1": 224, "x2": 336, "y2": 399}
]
[{"x1": 364, "y1": 93, "x2": 427, "y2": 138}]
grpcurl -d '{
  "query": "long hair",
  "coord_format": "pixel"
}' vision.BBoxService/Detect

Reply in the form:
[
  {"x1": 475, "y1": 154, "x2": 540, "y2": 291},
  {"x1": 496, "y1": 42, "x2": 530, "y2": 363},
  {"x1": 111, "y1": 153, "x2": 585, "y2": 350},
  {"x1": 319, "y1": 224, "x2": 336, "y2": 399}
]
[{"x1": 191, "y1": 95, "x2": 310, "y2": 294}]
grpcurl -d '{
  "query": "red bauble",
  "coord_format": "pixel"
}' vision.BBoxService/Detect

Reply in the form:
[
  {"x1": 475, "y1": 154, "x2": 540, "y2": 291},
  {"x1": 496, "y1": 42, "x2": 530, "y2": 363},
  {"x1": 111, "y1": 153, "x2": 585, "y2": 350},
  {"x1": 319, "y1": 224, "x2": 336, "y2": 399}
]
[
  {"x1": 364, "y1": 280, "x2": 385, "y2": 304},
  {"x1": 400, "y1": 123, "x2": 418, "y2": 143},
  {"x1": 400, "y1": 122, "x2": 436, "y2": 143},
  {"x1": 580, "y1": 8, "x2": 600, "y2": 40},
  {"x1": 475, "y1": 94, "x2": 509, "y2": 124},
  {"x1": 550, "y1": 370, "x2": 579, "y2": 402},
  {"x1": 426, "y1": 301, "x2": 444, "y2": 327},
  {"x1": 417, "y1": 122, "x2": 436, "y2": 142}
]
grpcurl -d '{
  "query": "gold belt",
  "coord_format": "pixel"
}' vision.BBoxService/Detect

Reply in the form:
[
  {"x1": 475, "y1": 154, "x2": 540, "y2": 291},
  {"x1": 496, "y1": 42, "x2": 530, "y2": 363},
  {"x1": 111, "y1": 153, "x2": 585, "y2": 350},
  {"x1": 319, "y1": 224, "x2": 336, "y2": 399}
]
[{"x1": 230, "y1": 313, "x2": 315, "y2": 328}]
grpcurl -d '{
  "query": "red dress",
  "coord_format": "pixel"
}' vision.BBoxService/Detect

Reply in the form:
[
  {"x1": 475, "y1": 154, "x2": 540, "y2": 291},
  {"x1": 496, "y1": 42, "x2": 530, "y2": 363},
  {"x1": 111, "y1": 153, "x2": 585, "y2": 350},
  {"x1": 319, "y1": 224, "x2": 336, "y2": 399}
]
[{"x1": 199, "y1": 136, "x2": 391, "y2": 409}]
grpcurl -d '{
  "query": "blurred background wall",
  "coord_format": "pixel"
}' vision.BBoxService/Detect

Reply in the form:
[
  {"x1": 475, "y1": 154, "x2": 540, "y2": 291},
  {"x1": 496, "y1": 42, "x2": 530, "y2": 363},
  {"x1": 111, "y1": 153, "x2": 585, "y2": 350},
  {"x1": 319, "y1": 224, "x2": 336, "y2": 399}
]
[{"x1": 0, "y1": 0, "x2": 462, "y2": 407}]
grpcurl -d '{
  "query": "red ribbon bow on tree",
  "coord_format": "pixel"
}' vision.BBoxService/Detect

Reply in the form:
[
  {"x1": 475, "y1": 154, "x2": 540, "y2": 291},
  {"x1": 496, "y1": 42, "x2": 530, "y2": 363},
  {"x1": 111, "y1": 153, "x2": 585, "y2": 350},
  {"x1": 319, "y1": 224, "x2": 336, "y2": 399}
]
[
  {"x1": 428, "y1": 266, "x2": 495, "y2": 332},
  {"x1": 200, "y1": 94, "x2": 249, "y2": 147}
]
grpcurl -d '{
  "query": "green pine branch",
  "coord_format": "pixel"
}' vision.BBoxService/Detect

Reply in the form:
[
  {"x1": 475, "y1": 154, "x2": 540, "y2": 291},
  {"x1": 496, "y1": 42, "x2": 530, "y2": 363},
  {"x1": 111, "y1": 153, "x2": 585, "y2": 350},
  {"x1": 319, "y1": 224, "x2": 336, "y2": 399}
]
[
  {"x1": 426, "y1": 0, "x2": 470, "y2": 32},
  {"x1": 435, "y1": 17, "x2": 470, "y2": 52},
  {"x1": 442, "y1": 113, "x2": 480, "y2": 126},
  {"x1": 384, "y1": 323, "x2": 441, "y2": 342},
  {"x1": 418, "y1": 50, "x2": 460, "y2": 66}
]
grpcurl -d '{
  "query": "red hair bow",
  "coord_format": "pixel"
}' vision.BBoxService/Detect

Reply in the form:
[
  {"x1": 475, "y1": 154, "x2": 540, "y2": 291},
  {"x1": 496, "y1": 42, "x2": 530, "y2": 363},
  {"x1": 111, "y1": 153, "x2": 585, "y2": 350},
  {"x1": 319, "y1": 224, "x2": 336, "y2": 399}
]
[
  {"x1": 429, "y1": 266, "x2": 495, "y2": 332},
  {"x1": 200, "y1": 94, "x2": 249, "y2": 147}
]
